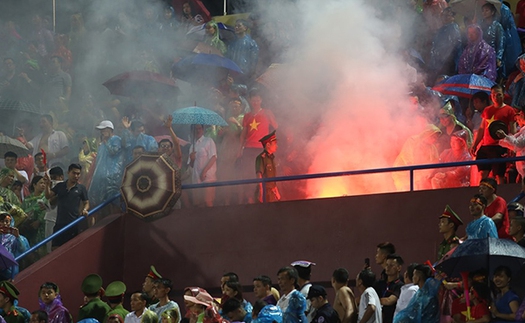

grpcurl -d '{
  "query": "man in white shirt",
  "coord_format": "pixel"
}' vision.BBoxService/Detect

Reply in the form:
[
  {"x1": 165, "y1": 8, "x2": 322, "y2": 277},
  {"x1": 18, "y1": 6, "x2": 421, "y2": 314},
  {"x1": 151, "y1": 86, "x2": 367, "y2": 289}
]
[
  {"x1": 393, "y1": 264, "x2": 419, "y2": 318},
  {"x1": 125, "y1": 292, "x2": 153, "y2": 323},
  {"x1": 29, "y1": 114, "x2": 69, "y2": 167},
  {"x1": 356, "y1": 269, "x2": 382, "y2": 323}
]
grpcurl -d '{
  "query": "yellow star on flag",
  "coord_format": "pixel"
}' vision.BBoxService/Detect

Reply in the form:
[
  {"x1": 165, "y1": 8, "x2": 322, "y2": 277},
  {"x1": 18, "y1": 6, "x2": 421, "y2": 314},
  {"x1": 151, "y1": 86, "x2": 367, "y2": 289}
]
[
  {"x1": 486, "y1": 115, "x2": 496, "y2": 126},
  {"x1": 249, "y1": 119, "x2": 260, "y2": 131}
]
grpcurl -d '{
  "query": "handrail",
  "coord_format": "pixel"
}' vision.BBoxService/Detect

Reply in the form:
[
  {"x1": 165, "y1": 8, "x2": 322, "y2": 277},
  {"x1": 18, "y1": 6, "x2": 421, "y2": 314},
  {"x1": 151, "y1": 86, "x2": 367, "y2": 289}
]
[
  {"x1": 16, "y1": 155, "x2": 525, "y2": 262},
  {"x1": 15, "y1": 193, "x2": 121, "y2": 261}
]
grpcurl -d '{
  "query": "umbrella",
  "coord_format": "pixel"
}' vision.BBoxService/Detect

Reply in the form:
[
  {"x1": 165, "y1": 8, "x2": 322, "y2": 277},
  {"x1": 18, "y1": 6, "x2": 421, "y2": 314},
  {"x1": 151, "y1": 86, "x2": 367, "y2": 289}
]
[
  {"x1": 435, "y1": 237, "x2": 525, "y2": 278},
  {"x1": 171, "y1": 106, "x2": 228, "y2": 126},
  {"x1": 120, "y1": 154, "x2": 181, "y2": 221},
  {"x1": 0, "y1": 243, "x2": 17, "y2": 270},
  {"x1": 0, "y1": 99, "x2": 40, "y2": 114},
  {"x1": 0, "y1": 136, "x2": 30, "y2": 157},
  {"x1": 172, "y1": 53, "x2": 243, "y2": 83},
  {"x1": 448, "y1": 0, "x2": 501, "y2": 17},
  {"x1": 0, "y1": 99, "x2": 41, "y2": 134},
  {"x1": 432, "y1": 74, "x2": 496, "y2": 98},
  {"x1": 103, "y1": 71, "x2": 177, "y2": 98}
]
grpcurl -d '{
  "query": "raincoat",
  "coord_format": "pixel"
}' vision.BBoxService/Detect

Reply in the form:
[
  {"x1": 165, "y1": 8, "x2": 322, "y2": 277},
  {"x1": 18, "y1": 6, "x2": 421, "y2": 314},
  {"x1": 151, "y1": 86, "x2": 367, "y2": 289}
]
[
  {"x1": 227, "y1": 35, "x2": 259, "y2": 77},
  {"x1": 481, "y1": 19, "x2": 505, "y2": 77},
  {"x1": 21, "y1": 192, "x2": 47, "y2": 256},
  {"x1": 510, "y1": 54, "x2": 525, "y2": 109},
  {"x1": 499, "y1": 3, "x2": 522, "y2": 76},
  {"x1": 88, "y1": 136, "x2": 124, "y2": 207},
  {"x1": 122, "y1": 131, "x2": 158, "y2": 165},
  {"x1": 204, "y1": 21, "x2": 227, "y2": 55},
  {"x1": 430, "y1": 21, "x2": 462, "y2": 76},
  {"x1": 39, "y1": 295, "x2": 73, "y2": 323},
  {"x1": 393, "y1": 125, "x2": 442, "y2": 191},
  {"x1": 458, "y1": 25, "x2": 497, "y2": 81},
  {"x1": 0, "y1": 215, "x2": 29, "y2": 279},
  {"x1": 499, "y1": 125, "x2": 525, "y2": 177},
  {"x1": 393, "y1": 278, "x2": 440, "y2": 323}
]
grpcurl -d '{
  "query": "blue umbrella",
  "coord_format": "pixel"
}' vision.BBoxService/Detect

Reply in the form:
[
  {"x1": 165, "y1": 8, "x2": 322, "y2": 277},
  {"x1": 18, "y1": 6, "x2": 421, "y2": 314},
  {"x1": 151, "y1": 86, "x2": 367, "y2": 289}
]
[
  {"x1": 432, "y1": 74, "x2": 496, "y2": 98},
  {"x1": 435, "y1": 237, "x2": 525, "y2": 278},
  {"x1": 172, "y1": 53, "x2": 243, "y2": 83},
  {"x1": 171, "y1": 106, "x2": 228, "y2": 126}
]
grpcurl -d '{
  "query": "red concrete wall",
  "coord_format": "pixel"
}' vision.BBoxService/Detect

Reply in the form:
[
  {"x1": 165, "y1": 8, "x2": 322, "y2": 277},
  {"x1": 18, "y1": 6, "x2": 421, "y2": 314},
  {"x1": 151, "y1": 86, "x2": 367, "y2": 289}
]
[{"x1": 11, "y1": 183, "x2": 522, "y2": 320}]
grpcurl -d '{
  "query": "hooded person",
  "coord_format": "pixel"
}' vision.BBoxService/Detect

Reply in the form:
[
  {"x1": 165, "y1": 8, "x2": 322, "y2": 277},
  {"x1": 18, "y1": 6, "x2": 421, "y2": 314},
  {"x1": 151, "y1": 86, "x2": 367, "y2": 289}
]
[
  {"x1": 38, "y1": 282, "x2": 73, "y2": 323},
  {"x1": 458, "y1": 24, "x2": 497, "y2": 81},
  {"x1": 431, "y1": 130, "x2": 473, "y2": 189},
  {"x1": 497, "y1": 106, "x2": 525, "y2": 177},
  {"x1": 393, "y1": 124, "x2": 442, "y2": 191},
  {"x1": 437, "y1": 102, "x2": 473, "y2": 151},
  {"x1": 509, "y1": 54, "x2": 525, "y2": 109},
  {"x1": 0, "y1": 169, "x2": 20, "y2": 207},
  {"x1": 88, "y1": 120, "x2": 124, "y2": 208},
  {"x1": 204, "y1": 21, "x2": 227, "y2": 55}
]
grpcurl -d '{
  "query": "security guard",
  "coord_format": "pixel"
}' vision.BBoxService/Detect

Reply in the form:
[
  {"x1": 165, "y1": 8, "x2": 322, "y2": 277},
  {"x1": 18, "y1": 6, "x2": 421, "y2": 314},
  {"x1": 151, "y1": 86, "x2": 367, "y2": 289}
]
[{"x1": 78, "y1": 274, "x2": 111, "y2": 323}]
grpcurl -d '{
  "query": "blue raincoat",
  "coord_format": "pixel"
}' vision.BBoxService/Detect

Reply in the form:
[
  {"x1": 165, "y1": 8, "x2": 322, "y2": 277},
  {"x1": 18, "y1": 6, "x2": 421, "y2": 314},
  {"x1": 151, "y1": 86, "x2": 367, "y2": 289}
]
[
  {"x1": 394, "y1": 278, "x2": 440, "y2": 323},
  {"x1": 499, "y1": 2, "x2": 522, "y2": 76},
  {"x1": 88, "y1": 136, "x2": 124, "y2": 207},
  {"x1": 122, "y1": 130, "x2": 158, "y2": 165}
]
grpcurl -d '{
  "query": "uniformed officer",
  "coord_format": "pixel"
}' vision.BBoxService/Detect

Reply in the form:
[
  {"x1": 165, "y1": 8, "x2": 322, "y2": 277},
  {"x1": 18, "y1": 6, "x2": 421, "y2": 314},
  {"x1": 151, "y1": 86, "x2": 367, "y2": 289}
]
[
  {"x1": 255, "y1": 131, "x2": 280, "y2": 203},
  {"x1": 437, "y1": 205, "x2": 463, "y2": 260},
  {"x1": 306, "y1": 285, "x2": 340, "y2": 323},
  {"x1": 0, "y1": 281, "x2": 27, "y2": 323},
  {"x1": 78, "y1": 274, "x2": 111, "y2": 323},
  {"x1": 104, "y1": 281, "x2": 129, "y2": 323},
  {"x1": 143, "y1": 266, "x2": 162, "y2": 305}
]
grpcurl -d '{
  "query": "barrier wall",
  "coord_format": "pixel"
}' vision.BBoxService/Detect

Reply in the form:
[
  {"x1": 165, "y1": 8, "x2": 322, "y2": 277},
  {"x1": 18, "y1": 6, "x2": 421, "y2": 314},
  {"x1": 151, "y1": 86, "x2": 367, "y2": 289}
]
[{"x1": 13, "y1": 183, "x2": 521, "y2": 320}]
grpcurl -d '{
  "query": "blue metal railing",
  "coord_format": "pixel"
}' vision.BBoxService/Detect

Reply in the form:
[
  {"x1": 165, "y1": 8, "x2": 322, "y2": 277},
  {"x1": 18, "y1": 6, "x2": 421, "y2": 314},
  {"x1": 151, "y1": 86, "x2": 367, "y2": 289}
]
[
  {"x1": 15, "y1": 193, "x2": 121, "y2": 261},
  {"x1": 16, "y1": 155, "x2": 525, "y2": 261}
]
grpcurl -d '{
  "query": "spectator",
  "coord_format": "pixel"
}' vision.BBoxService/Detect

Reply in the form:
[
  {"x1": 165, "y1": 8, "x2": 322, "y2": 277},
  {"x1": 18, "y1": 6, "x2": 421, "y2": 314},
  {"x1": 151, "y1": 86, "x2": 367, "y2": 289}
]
[
  {"x1": 188, "y1": 124, "x2": 217, "y2": 207},
  {"x1": 458, "y1": 25, "x2": 497, "y2": 81},
  {"x1": 480, "y1": 3, "x2": 506, "y2": 80},
  {"x1": 38, "y1": 282, "x2": 73, "y2": 323},
  {"x1": 451, "y1": 281, "x2": 491, "y2": 323},
  {"x1": 256, "y1": 131, "x2": 280, "y2": 203},
  {"x1": 331, "y1": 268, "x2": 357, "y2": 323},
  {"x1": 509, "y1": 54, "x2": 525, "y2": 110},
  {"x1": 377, "y1": 254, "x2": 404, "y2": 323},
  {"x1": 356, "y1": 269, "x2": 381, "y2": 323},
  {"x1": 227, "y1": 19, "x2": 259, "y2": 80},
  {"x1": 30, "y1": 14, "x2": 54, "y2": 59},
  {"x1": 20, "y1": 175, "x2": 47, "y2": 258},
  {"x1": 29, "y1": 115, "x2": 69, "y2": 168},
  {"x1": 88, "y1": 121, "x2": 123, "y2": 208},
  {"x1": 31, "y1": 310, "x2": 48, "y2": 323},
  {"x1": 42, "y1": 56, "x2": 72, "y2": 115},
  {"x1": 306, "y1": 285, "x2": 340, "y2": 323},
  {"x1": 43, "y1": 166, "x2": 62, "y2": 254},
  {"x1": 160, "y1": 309, "x2": 179, "y2": 323},
  {"x1": 509, "y1": 214, "x2": 525, "y2": 247},
  {"x1": 431, "y1": 130, "x2": 473, "y2": 189},
  {"x1": 436, "y1": 102, "x2": 472, "y2": 152},
  {"x1": 490, "y1": 266, "x2": 519, "y2": 321},
  {"x1": 291, "y1": 260, "x2": 314, "y2": 321},
  {"x1": 0, "y1": 58, "x2": 37, "y2": 102},
  {"x1": 466, "y1": 91, "x2": 490, "y2": 136},
  {"x1": 180, "y1": 2, "x2": 204, "y2": 31},
  {"x1": 471, "y1": 85, "x2": 516, "y2": 184},
  {"x1": 429, "y1": 8, "x2": 462, "y2": 82},
  {"x1": 394, "y1": 265, "x2": 439, "y2": 323},
  {"x1": 253, "y1": 275, "x2": 278, "y2": 305},
  {"x1": 204, "y1": 21, "x2": 227, "y2": 55},
  {"x1": 0, "y1": 168, "x2": 20, "y2": 206},
  {"x1": 221, "y1": 298, "x2": 252, "y2": 323},
  {"x1": 0, "y1": 212, "x2": 28, "y2": 280},
  {"x1": 478, "y1": 177, "x2": 511, "y2": 239},
  {"x1": 149, "y1": 279, "x2": 181, "y2": 323},
  {"x1": 125, "y1": 292, "x2": 154, "y2": 323},
  {"x1": 44, "y1": 163, "x2": 89, "y2": 249},
  {"x1": 465, "y1": 194, "x2": 498, "y2": 239},
  {"x1": 33, "y1": 152, "x2": 48, "y2": 178},
  {"x1": 121, "y1": 119, "x2": 158, "y2": 165},
  {"x1": 498, "y1": 108, "x2": 525, "y2": 178},
  {"x1": 276, "y1": 267, "x2": 307, "y2": 323},
  {"x1": 223, "y1": 281, "x2": 252, "y2": 315},
  {"x1": 393, "y1": 263, "x2": 419, "y2": 318},
  {"x1": 4, "y1": 152, "x2": 28, "y2": 186}
]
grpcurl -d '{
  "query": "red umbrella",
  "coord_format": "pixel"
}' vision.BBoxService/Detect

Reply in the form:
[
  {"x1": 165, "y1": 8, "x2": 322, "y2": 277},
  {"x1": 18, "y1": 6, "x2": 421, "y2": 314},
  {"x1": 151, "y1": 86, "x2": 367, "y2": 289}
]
[
  {"x1": 120, "y1": 154, "x2": 181, "y2": 221},
  {"x1": 103, "y1": 70, "x2": 178, "y2": 98}
]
